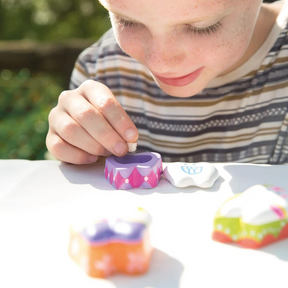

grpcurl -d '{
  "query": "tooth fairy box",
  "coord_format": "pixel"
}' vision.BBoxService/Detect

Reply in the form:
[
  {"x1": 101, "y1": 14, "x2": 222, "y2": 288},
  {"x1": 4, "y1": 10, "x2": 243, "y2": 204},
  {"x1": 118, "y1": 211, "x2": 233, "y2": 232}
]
[
  {"x1": 163, "y1": 162, "x2": 219, "y2": 188},
  {"x1": 212, "y1": 184, "x2": 288, "y2": 248},
  {"x1": 105, "y1": 152, "x2": 162, "y2": 189},
  {"x1": 68, "y1": 207, "x2": 153, "y2": 278}
]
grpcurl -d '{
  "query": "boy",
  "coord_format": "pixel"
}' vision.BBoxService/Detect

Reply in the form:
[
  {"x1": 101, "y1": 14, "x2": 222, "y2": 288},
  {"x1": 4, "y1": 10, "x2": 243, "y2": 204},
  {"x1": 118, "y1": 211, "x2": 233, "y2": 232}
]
[{"x1": 46, "y1": 0, "x2": 288, "y2": 164}]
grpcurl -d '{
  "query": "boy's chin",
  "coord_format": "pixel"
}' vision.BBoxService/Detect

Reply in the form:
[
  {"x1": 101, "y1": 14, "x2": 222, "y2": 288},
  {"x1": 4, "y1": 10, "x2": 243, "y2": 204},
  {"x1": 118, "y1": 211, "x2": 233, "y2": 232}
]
[{"x1": 158, "y1": 83, "x2": 205, "y2": 98}]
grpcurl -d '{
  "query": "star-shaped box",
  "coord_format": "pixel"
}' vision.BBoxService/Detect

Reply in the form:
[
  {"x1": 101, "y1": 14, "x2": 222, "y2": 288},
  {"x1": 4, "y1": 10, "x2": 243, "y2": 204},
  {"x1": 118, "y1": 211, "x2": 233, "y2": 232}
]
[{"x1": 68, "y1": 207, "x2": 153, "y2": 278}]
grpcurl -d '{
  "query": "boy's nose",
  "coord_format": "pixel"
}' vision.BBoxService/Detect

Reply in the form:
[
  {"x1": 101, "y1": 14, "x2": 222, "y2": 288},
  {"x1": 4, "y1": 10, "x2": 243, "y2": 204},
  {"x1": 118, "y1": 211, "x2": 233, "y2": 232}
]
[{"x1": 144, "y1": 35, "x2": 185, "y2": 74}]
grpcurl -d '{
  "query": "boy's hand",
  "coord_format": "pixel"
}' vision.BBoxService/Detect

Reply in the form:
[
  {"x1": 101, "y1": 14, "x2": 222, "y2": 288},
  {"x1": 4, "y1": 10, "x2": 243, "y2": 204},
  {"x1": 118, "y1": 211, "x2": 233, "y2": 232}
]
[{"x1": 46, "y1": 80, "x2": 139, "y2": 164}]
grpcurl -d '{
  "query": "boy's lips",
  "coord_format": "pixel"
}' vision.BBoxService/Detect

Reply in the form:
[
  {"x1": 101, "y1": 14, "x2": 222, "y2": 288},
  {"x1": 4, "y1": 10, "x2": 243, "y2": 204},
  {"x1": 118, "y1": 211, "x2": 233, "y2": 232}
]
[{"x1": 154, "y1": 67, "x2": 204, "y2": 87}]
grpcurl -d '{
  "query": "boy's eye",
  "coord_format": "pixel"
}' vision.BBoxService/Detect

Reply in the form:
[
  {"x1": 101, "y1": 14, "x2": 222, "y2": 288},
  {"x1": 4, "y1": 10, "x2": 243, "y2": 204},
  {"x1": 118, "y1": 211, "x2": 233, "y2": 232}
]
[
  {"x1": 111, "y1": 13, "x2": 223, "y2": 36},
  {"x1": 111, "y1": 14, "x2": 139, "y2": 29},
  {"x1": 185, "y1": 22, "x2": 223, "y2": 36}
]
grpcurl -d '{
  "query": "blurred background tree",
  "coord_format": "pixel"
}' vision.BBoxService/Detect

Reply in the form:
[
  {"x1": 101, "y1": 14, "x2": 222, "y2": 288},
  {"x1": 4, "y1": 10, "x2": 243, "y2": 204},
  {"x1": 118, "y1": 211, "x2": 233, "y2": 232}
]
[
  {"x1": 0, "y1": 0, "x2": 110, "y2": 41},
  {"x1": 0, "y1": 0, "x2": 111, "y2": 161}
]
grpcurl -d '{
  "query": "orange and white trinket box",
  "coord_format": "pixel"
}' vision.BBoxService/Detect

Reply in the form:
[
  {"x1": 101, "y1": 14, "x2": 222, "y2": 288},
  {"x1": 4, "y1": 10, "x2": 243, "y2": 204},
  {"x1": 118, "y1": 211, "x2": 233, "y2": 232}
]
[{"x1": 68, "y1": 207, "x2": 153, "y2": 278}]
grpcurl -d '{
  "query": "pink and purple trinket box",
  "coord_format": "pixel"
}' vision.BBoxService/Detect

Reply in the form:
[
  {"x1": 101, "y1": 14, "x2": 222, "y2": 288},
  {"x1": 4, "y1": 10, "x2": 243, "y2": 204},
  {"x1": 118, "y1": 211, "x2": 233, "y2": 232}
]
[{"x1": 104, "y1": 152, "x2": 163, "y2": 189}]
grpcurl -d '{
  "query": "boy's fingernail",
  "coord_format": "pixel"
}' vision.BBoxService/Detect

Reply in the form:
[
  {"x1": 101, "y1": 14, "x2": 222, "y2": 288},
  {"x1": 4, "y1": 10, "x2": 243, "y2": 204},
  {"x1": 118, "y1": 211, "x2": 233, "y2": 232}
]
[
  {"x1": 125, "y1": 128, "x2": 137, "y2": 141},
  {"x1": 113, "y1": 142, "x2": 127, "y2": 155},
  {"x1": 88, "y1": 155, "x2": 98, "y2": 163}
]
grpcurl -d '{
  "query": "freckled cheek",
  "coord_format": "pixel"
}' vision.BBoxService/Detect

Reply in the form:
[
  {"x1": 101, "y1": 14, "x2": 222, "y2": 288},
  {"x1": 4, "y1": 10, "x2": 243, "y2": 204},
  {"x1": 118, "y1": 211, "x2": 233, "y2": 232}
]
[
  {"x1": 205, "y1": 32, "x2": 252, "y2": 71},
  {"x1": 114, "y1": 31, "x2": 146, "y2": 62}
]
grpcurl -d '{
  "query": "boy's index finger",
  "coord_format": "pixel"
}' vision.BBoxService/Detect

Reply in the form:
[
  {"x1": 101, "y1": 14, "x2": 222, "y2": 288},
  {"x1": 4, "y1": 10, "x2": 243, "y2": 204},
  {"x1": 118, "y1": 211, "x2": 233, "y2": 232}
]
[{"x1": 79, "y1": 80, "x2": 139, "y2": 143}]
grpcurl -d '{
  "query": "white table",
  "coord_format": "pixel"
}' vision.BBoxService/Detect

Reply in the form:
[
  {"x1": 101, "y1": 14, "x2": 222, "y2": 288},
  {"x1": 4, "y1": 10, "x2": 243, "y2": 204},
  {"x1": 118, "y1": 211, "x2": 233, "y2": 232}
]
[{"x1": 0, "y1": 159, "x2": 287, "y2": 288}]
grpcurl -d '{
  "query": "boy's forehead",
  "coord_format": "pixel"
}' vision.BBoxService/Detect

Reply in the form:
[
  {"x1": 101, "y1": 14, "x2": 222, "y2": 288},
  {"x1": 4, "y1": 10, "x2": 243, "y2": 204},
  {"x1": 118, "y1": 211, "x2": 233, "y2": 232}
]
[
  {"x1": 99, "y1": 0, "x2": 234, "y2": 11},
  {"x1": 99, "y1": 0, "x2": 237, "y2": 22}
]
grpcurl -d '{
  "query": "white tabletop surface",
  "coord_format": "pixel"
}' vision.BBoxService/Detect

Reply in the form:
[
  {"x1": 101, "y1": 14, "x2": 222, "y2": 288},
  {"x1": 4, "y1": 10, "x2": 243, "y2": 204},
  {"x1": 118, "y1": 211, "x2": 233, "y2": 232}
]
[{"x1": 0, "y1": 159, "x2": 287, "y2": 288}]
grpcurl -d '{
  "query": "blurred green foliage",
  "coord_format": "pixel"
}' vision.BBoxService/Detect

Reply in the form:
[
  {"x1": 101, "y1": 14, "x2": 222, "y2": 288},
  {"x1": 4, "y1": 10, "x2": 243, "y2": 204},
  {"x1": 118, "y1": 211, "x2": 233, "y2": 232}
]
[
  {"x1": 0, "y1": 1, "x2": 111, "y2": 160},
  {"x1": 0, "y1": 0, "x2": 111, "y2": 41},
  {"x1": 0, "y1": 69, "x2": 62, "y2": 159}
]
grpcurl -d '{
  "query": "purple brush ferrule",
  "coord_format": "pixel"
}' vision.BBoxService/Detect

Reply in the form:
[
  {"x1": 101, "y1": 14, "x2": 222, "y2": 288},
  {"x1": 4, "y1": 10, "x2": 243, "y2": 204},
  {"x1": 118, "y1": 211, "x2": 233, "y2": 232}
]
[{"x1": 104, "y1": 152, "x2": 163, "y2": 189}]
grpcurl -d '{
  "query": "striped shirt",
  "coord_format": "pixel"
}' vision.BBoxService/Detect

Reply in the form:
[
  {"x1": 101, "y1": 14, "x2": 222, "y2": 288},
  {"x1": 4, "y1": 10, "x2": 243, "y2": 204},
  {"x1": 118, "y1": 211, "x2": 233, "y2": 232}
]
[{"x1": 70, "y1": 1, "x2": 288, "y2": 164}]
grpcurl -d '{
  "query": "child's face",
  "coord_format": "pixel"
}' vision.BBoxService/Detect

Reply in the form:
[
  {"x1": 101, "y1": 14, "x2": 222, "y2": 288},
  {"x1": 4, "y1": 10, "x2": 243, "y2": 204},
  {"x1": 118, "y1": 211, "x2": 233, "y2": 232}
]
[{"x1": 99, "y1": 0, "x2": 263, "y2": 97}]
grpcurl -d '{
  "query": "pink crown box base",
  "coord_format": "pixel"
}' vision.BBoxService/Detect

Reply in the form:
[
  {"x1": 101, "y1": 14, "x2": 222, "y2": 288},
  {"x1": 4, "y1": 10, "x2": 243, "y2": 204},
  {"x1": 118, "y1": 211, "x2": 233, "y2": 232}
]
[{"x1": 104, "y1": 152, "x2": 163, "y2": 189}]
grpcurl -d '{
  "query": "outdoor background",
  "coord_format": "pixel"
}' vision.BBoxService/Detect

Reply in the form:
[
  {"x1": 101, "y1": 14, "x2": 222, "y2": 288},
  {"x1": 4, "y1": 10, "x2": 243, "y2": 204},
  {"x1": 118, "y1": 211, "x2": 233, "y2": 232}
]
[
  {"x1": 0, "y1": 0, "x2": 277, "y2": 160},
  {"x1": 0, "y1": 0, "x2": 111, "y2": 160}
]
